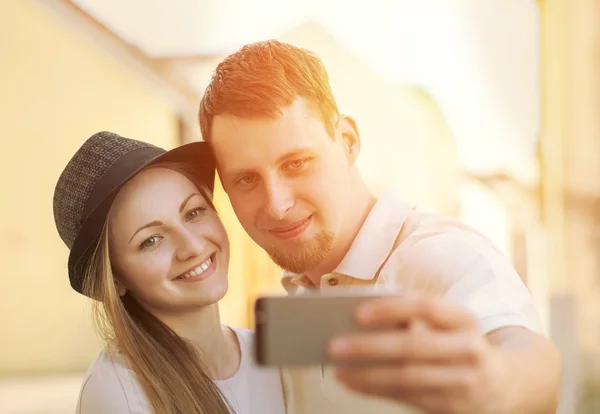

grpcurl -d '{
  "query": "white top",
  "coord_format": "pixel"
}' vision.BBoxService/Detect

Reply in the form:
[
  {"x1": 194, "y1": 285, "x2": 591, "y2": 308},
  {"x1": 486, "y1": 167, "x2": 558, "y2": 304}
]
[
  {"x1": 76, "y1": 327, "x2": 286, "y2": 414},
  {"x1": 280, "y1": 189, "x2": 544, "y2": 414}
]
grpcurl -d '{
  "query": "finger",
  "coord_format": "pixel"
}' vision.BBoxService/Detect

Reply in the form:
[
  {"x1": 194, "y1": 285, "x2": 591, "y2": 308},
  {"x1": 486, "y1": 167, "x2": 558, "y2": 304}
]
[
  {"x1": 334, "y1": 385, "x2": 462, "y2": 414},
  {"x1": 329, "y1": 329, "x2": 485, "y2": 364},
  {"x1": 335, "y1": 363, "x2": 477, "y2": 397},
  {"x1": 356, "y1": 295, "x2": 478, "y2": 330}
]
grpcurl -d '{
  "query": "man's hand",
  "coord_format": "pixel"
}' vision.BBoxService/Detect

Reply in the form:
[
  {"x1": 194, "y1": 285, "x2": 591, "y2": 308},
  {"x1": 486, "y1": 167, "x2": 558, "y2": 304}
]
[{"x1": 327, "y1": 295, "x2": 509, "y2": 414}]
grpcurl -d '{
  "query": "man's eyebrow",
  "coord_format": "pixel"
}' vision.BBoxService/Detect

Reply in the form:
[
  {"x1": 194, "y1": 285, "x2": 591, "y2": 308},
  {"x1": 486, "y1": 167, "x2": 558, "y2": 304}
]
[{"x1": 225, "y1": 147, "x2": 316, "y2": 179}]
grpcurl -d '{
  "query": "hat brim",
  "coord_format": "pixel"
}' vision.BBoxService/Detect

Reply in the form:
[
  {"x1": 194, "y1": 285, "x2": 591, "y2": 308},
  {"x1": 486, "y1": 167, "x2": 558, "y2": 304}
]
[{"x1": 67, "y1": 141, "x2": 216, "y2": 296}]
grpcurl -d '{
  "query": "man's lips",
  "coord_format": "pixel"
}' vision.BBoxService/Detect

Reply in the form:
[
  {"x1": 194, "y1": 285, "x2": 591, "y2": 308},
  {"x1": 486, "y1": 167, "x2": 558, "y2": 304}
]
[{"x1": 269, "y1": 216, "x2": 312, "y2": 239}]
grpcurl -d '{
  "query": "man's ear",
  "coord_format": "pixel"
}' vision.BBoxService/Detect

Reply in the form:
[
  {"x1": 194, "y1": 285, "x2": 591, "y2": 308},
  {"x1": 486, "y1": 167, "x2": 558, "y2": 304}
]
[{"x1": 337, "y1": 114, "x2": 361, "y2": 165}]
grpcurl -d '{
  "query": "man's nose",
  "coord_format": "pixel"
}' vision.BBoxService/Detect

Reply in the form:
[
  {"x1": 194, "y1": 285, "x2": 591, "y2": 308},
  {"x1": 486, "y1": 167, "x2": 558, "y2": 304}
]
[{"x1": 264, "y1": 179, "x2": 294, "y2": 220}]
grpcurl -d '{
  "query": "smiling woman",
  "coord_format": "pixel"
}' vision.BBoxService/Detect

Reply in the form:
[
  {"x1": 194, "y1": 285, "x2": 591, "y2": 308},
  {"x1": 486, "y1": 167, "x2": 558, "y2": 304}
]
[
  {"x1": 52, "y1": 131, "x2": 286, "y2": 414},
  {"x1": 106, "y1": 163, "x2": 229, "y2": 313}
]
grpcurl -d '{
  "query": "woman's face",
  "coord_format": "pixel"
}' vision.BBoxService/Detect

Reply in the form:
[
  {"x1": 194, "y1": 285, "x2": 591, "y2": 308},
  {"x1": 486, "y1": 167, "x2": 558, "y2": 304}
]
[{"x1": 108, "y1": 167, "x2": 229, "y2": 314}]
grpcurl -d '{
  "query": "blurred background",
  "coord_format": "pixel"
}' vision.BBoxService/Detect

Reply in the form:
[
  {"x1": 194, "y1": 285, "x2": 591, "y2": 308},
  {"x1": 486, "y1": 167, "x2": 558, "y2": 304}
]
[{"x1": 0, "y1": 0, "x2": 598, "y2": 412}]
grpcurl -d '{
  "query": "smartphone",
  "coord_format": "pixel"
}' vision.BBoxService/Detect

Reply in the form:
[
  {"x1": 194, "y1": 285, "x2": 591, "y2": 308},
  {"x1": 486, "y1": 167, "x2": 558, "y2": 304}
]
[{"x1": 254, "y1": 291, "x2": 396, "y2": 366}]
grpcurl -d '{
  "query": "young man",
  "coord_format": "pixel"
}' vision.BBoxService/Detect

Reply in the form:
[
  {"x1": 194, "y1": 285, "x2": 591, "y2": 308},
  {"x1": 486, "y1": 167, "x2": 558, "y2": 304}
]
[{"x1": 198, "y1": 40, "x2": 561, "y2": 413}]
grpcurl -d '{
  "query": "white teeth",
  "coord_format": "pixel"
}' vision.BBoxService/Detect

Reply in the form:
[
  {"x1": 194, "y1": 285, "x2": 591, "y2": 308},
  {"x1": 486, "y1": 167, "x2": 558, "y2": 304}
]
[{"x1": 179, "y1": 256, "x2": 213, "y2": 280}]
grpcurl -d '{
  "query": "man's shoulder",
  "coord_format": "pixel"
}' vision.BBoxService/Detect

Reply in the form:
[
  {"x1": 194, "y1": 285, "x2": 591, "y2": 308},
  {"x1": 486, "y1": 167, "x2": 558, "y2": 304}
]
[
  {"x1": 395, "y1": 209, "x2": 492, "y2": 252},
  {"x1": 382, "y1": 209, "x2": 510, "y2": 291},
  {"x1": 378, "y1": 190, "x2": 478, "y2": 240}
]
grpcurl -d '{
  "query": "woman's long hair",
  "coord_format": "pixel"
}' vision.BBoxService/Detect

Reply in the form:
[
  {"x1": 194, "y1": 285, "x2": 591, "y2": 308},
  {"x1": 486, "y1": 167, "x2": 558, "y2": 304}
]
[{"x1": 82, "y1": 161, "x2": 233, "y2": 414}]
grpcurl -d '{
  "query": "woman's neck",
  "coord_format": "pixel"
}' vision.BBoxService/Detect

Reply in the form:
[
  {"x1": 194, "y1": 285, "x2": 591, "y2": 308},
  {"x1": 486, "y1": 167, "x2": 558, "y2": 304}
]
[{"x1": 155, "y1": 304, "x2": 241, "y2": 380}]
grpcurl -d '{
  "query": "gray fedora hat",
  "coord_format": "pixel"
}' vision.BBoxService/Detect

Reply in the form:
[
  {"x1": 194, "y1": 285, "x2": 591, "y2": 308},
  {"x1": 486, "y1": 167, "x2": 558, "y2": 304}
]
[{"x1": 53, "y1": 131, "x2": 216, "y2": 296}]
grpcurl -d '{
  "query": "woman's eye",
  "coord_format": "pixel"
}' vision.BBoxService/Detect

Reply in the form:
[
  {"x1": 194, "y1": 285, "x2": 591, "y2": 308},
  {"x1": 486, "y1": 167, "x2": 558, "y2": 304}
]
[
  {"x1": 186, "y1": 207, "x2": 206, "y2": 220},
  {"x1": 140, "y1": 235, "x2": 162, "y2": 250}
]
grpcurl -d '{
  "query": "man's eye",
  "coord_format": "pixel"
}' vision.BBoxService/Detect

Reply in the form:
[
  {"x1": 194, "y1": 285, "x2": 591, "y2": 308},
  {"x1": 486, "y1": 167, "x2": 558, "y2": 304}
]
[
  {"x1": 289, "y1": 159, "x2": 305, "y2": 169},
  {"x1": 285, "y1": 158, "x2": 311, "y2": 172},
  {"x1": 237, "y1": 175, "x2": 257, "y2": 186}
]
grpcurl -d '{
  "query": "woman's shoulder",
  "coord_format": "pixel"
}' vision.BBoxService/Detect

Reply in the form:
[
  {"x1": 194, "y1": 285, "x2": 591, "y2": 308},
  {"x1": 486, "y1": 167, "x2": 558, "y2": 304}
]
[
  {"x1": 228, "y1": 326, "x2": 278, "y2": 375},
  {"x1": 76, "y1": 347, "x2": 149, "y2": 414},
  {"x1": 230, "y1": 326, "x2": 254, "y2": 342},
  {"x1": 223, "y1": 326, "x2": 287, "y2": 412}
]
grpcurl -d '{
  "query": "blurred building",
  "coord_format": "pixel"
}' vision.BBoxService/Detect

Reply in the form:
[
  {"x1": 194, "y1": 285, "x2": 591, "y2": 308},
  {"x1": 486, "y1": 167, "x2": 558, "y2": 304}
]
[{"x1": 540, "y1": 1, "x2": 600, "y2": 412}]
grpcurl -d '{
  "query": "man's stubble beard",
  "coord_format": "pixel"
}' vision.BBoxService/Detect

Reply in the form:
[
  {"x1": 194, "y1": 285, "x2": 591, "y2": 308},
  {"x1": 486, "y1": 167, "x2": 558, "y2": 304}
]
[{"x1": 266, "y1": 230, "x2": 336, "y2": 274}]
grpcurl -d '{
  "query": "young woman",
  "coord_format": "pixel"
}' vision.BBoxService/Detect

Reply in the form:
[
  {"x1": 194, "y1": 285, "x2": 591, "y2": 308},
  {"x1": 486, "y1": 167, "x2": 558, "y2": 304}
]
[{"x1": 53, "y1": 131, "x2": 286, "y2": 414}]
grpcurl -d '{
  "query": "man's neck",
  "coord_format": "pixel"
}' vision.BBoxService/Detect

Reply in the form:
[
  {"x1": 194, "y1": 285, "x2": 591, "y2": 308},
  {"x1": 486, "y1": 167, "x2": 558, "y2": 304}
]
[{"x1": 304, "y1": 185, "x2": 376, "y2": 285}]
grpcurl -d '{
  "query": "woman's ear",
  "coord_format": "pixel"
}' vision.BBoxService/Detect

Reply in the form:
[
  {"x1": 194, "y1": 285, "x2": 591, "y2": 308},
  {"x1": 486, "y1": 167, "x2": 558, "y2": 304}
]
[{"x1": 114, "y1": 278, "x2": 127, "y2": 297}]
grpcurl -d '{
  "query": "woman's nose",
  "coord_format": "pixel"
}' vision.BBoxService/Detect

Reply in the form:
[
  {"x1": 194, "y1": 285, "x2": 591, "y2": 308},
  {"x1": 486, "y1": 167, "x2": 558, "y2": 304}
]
[{"x1": 175, "y1": 228, "x2": 207, "y2": 262}]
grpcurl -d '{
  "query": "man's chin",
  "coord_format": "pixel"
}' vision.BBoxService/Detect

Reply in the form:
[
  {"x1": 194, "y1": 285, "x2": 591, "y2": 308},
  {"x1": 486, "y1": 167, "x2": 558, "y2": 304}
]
[
  {"x1": 269, "y1": 255, "x2": 320, "y2": 275},
  {"x1": 265, "y1": 231, "x2": 335, "y2": 274}
]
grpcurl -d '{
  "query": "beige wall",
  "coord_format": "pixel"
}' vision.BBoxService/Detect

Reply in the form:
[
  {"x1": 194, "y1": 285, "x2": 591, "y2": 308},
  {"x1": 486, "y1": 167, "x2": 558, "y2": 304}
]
[{"x1": 0, "y1": 1, "x2": 180, "y2": 375}]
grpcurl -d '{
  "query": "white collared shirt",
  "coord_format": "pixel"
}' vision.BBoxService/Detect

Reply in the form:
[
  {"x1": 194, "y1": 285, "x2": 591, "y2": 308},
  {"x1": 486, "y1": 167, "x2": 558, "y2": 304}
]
[{"x1": 280, "y1": 189, "x2": 544, "y2": 414}]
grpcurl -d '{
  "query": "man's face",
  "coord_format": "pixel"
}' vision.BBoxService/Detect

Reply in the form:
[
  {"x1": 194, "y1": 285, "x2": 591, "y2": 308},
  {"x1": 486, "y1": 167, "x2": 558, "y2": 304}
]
[{"x1": 210, "y1": 98, "x2": 358, "y2": 274}]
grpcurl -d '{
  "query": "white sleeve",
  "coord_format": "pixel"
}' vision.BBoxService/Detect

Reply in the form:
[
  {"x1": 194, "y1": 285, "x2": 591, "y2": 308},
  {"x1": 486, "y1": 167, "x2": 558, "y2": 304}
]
[
  {"x1": 76, "y1": 365, "x2": 148, "y2": 414},
  {"x1": 385, "y1": 231, "x2": 545, "y2": 335}
]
